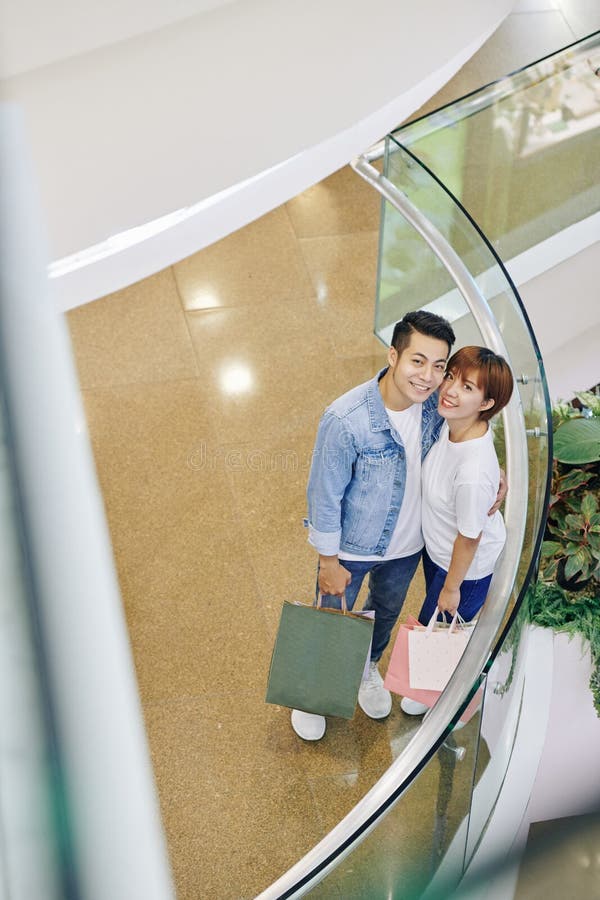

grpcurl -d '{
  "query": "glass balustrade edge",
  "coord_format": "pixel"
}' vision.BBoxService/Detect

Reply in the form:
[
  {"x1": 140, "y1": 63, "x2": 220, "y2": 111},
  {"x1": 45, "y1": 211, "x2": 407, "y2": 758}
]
[
  {"x1": 258, "y1": 152, "x2": 538, "y2": 899},
  {"x1": 386, "y1": 136, "x2": 554, "y2": 662},
  {"x1": 389, "y1": 30, "x2": 600, "y2": 147}
]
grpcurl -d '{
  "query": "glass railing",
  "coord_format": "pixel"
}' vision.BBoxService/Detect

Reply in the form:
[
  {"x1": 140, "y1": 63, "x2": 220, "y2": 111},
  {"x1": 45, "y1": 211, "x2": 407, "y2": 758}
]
[
  {"x1": 389, "y1": 31, "x2": 600, "y2": 264},
  {"x1": 258, "y1": 40, "x2": 568, "y2": 900},
  {"x1": 379, "y1": 136, "x2": 551, "y2": 621},
  {"x1": 258, "y1": 158, "x2": 551, "y2": 898},
  {"x1": 299, "y1": 149, "x2": 549, "y2": 900}
]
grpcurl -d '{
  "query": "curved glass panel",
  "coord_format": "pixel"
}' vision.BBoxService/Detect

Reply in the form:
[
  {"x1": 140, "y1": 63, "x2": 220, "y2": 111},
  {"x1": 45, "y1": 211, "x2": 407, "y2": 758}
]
[
  {"x1": 258, "y1": 38, "x2": 578, "y2": 900},
  {"x1": 380, "y1": 136, "x2": 551, "y2": 628},
  {"x1": 303, "y1": 152, "x2": 552, "y2": 900},
  {"x1": 390, "y1": 32, "x2": 600, "y2": 262},
  {"x1": 311, "y1": 696, "x2": 485, "y2": 899}
]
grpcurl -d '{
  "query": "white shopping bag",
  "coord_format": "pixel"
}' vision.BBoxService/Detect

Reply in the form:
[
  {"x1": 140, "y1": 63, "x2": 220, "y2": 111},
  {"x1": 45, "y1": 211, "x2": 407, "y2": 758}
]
[{"x1": 408, "y1": 610, "x2": 474, "y2": 691}]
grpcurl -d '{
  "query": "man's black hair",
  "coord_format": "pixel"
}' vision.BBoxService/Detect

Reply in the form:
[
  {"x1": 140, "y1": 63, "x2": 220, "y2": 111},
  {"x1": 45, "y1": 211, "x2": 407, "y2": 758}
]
[{"x1": 391, "y1": 310, "x2": 455, "y2": 356}]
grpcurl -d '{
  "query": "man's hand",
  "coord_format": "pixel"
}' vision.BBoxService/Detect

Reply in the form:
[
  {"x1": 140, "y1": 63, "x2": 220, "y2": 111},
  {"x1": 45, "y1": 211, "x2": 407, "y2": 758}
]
[
  {"x1": 488, "y1": 468, "x2": 508, "y2": 516},
  {"x1": 437, "y1": 584, "x2": 460, "y2": 617},
  {"x1": 318, "y1": 555, "x2": 352, "y2": 597}
]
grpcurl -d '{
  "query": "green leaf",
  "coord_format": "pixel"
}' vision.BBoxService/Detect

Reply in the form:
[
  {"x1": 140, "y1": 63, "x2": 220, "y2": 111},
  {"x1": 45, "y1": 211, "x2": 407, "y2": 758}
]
[
  {"x1": 575, "y1": 391, "x2": 600, "y2": 416},
  {"x1": 581, "y1": 492, "x2": 599, "y2": 521},
  {"x1": 563, "y1": 497, "x2": 581, "y2": 516},
  {"x1": 588, "y1": 534, "x2": 600, "y2": 553},
  {"x1": 541, "y1": 540, "x2": 562, "y2": 557},
  {"x1": 565, "y1": 548, "x2": 591, "y2": 581},
  {"x1": 565, "y1": 513, "x2": 585, "y2": 532},
  {"x1": 563, "y1": 543, "x2": 581, "y2": 556},
  {"x1": 554, "y1": 417, "x2": 600, "y2": 464},
  {"x1": 557, "y1": 469, "x2": 593, "y2": 492},
  {"x1": 542, "y1": 558, "x2": 559, "y2": 581}
]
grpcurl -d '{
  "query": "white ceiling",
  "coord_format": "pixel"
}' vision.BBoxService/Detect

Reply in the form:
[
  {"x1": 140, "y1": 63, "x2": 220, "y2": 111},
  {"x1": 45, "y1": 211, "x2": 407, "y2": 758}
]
[
  {"x1": 0, "y1": 0, "x2": 514, "y2": 306},
  {"x1": 0, "y1": 0, "x2": 239, "y2": 77}
]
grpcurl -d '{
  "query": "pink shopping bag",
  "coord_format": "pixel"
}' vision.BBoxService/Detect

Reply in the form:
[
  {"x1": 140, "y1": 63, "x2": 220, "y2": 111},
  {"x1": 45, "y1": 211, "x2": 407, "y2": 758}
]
[{"x1": 384, "y1": 615, "x2": 482, "y2": 724}]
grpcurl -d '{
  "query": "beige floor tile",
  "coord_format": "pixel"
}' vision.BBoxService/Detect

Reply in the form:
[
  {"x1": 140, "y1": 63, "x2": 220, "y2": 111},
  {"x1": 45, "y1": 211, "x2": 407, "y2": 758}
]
[
  {"x1": 204, "y1": 366, "x2": 351, "y2": 446},
  {"x1": 129, "y1": 574, "x2": 270, "y2": 703},
  {"x1": 185, "y1": 306, "x2": 354, "y2": 445},
  {"x1": 291, "y1": 707, "x2": 416, "y2": 781},
  {"x1": 299, "y1": 232, "x2": 379, "y2": 303},
  {"x1": 145, "y1": 696, "x2": 323, "y2": 899},
  {"x1": 222, "y1": 431, "x2": 318, "y2": 633},
  {"x1": 320, "y1": 296, "x2": 389, "y2": 360},
  {"x1": 286, "y1": 164, "x2": 381, "y2": 238},
  {"x1": 192, "y1": 360, "x2": 352, "y2": 448},
  {"x1": 172, "y1": 205, "x2": 315, "y2": 311},
  {"x1": 67, "y1": 267, "x2": 198, "y2": 388},
  {"x1": 80, "y1": 379, "x2": 230, "y2": 587},
  {"x1": 146, "y1": 692, "x2": 306, "y2": 782},
  {"x1": 184, "y1": 294, "x2": 335, "y2": 381}
]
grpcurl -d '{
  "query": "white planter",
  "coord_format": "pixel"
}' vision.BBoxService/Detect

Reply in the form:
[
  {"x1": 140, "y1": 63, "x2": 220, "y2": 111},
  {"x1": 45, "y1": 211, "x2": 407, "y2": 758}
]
[{"x1": 526, "y1": 629, "x2": 600, "y2": 824}]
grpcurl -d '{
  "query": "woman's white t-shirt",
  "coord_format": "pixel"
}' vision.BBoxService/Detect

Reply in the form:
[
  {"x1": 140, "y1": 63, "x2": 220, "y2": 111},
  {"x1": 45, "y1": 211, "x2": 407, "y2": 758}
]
[{"x1": 421, "y1": 421, "x2": 506, "y2": 580}]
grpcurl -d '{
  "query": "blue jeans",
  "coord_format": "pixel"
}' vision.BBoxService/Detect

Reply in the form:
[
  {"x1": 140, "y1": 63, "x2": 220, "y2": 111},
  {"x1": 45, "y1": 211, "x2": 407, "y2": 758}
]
[
  {"x1": 418, "y1": 549, "x2": 492, "y2": 625},
  {"x1": 317, "y1": 550, "x2": 422, "y2": 662}
]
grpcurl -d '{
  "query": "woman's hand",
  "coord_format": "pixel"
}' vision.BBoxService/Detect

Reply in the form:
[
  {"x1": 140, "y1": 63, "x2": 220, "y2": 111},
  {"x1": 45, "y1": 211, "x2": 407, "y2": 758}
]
[
  {"x1": 488, "y1": 468, "x2": 508, "y2": 515},
  {"x1": 437, "y1": 585, "x2": 461, "y2": 617}
]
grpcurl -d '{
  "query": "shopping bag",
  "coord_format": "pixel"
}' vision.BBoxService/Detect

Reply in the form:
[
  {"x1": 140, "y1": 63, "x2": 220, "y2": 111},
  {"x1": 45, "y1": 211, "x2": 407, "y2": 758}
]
[
  {"x1": 408, "y1": 611, "x2": 471, "y2": 690},
  {"x1": 384, "y1": 612, "x2": 481, "y2": 723},
  {"x1": 359, "y1": 608, "x2": 375, "y2": 679},
  {"x1": 265, "y1": 594, "x2": 374, "y2": 719}
]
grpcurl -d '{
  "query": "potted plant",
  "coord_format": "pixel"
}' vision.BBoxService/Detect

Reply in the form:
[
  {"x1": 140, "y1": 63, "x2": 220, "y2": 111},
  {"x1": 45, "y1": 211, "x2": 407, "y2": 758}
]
[{"x1": 529, "y1": 390, "x2": 600, "y2": 715}]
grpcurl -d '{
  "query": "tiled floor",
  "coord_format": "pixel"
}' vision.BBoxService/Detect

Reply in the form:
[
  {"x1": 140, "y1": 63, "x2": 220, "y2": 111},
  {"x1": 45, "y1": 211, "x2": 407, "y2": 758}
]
[{"x1": 66, "y1": 5, "x2": 598, "y2": 898}]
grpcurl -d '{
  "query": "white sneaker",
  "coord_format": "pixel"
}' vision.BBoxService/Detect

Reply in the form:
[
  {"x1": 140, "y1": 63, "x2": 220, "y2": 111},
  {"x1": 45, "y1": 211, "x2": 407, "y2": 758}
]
[
  {"x1": 400, "y1": 697, "x2": 466, "y2": 729},
  {"x1": 400, "y1": 697, "x2": 429, "y2": 716},
  {"x1": 358, "y1": 662, "x2": 392, "y2": 719},
  {"x1": 291, "y1": 709, "x2": 326, "y2": 741}
]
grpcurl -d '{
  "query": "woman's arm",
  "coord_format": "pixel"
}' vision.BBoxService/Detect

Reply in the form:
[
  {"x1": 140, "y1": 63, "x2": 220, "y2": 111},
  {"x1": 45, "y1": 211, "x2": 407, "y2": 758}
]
[{"x1": 437, "y1": 531, "x2": 482, "y2": 615}]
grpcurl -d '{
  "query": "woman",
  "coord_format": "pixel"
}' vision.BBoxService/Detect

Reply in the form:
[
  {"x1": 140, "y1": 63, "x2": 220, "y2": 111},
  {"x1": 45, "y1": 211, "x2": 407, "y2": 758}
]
[{"x1": 401, "y1": 346, "x2": 514, "y2": 717}]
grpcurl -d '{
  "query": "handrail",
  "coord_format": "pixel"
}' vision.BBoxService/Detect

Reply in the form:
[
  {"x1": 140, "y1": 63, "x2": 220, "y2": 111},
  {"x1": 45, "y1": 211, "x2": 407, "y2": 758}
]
[{"x1": 256, "y1": 157, "x2": 529, "y2": 899}]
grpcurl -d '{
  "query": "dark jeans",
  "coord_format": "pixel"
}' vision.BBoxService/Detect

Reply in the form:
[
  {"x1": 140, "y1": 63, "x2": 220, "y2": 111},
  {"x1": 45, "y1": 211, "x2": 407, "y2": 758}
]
[
  {"x1": 317, "y1": 550, "x2": 422, "y2": 661},
  {"x1": 418, "y1": 548, "x2": 492, "y2": 625}
]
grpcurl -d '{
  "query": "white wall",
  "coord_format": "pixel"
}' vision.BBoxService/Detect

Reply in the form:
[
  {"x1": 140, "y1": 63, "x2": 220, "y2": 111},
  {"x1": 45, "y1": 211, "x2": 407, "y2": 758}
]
[
  {"x1": 0, "y1": 0, "x2": 514, "y2": 307},
  {"x1": 526, "y1": 633, "x2": 600, "y2": 824},
  {"x1": 515, "y1": 240, "x2": 600, "y2": 400}
]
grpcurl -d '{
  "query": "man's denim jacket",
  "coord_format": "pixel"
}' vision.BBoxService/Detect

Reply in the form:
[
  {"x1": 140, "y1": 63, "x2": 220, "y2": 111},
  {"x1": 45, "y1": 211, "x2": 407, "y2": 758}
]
[{"x1": 306, "y1": 367, "x2": 443, "y2": 557}]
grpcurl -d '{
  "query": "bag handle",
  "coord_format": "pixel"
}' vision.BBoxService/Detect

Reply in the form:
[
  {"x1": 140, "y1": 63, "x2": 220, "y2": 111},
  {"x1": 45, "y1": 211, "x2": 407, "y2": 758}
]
[
  {"x1": 316, "y1": 592, "x2": 348, "y2": 614},
  {"x1": 426, "y1": 608, "x2": 466, "y2": 634}
]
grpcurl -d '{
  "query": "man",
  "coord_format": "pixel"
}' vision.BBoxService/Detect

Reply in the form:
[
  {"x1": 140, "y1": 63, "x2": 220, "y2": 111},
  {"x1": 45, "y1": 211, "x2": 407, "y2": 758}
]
[{"x1": 292, "y1": 310, "x2": 456, "y2": 741}]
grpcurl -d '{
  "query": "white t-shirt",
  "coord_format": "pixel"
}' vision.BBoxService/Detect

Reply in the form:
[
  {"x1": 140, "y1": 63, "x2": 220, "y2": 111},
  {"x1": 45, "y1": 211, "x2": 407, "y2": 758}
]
[
  {"x1": 340, "y1": 403, "x2": 423, "y2": 562},
  {"x1": 421, "y1": 421, "x2": 506, "y2": 580}
]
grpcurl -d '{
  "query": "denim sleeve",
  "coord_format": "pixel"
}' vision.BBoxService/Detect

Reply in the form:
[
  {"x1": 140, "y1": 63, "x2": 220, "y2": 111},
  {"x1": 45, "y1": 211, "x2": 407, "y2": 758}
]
[{"x1": 306, "y1": 412, "x2": 356, "y2": 556}]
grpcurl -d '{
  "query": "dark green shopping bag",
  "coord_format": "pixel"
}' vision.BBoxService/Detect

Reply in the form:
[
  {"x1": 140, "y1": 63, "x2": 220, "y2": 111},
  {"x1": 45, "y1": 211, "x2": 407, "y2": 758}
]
[{"x1": 265, "y1": 597, "x2": 374, "y2": 719}]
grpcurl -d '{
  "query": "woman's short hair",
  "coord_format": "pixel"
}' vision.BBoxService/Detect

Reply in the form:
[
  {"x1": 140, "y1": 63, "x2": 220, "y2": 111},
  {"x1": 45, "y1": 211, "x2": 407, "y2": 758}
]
[{"x1": 446, "y1": 346, "x2": 514, "y2": 422}]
